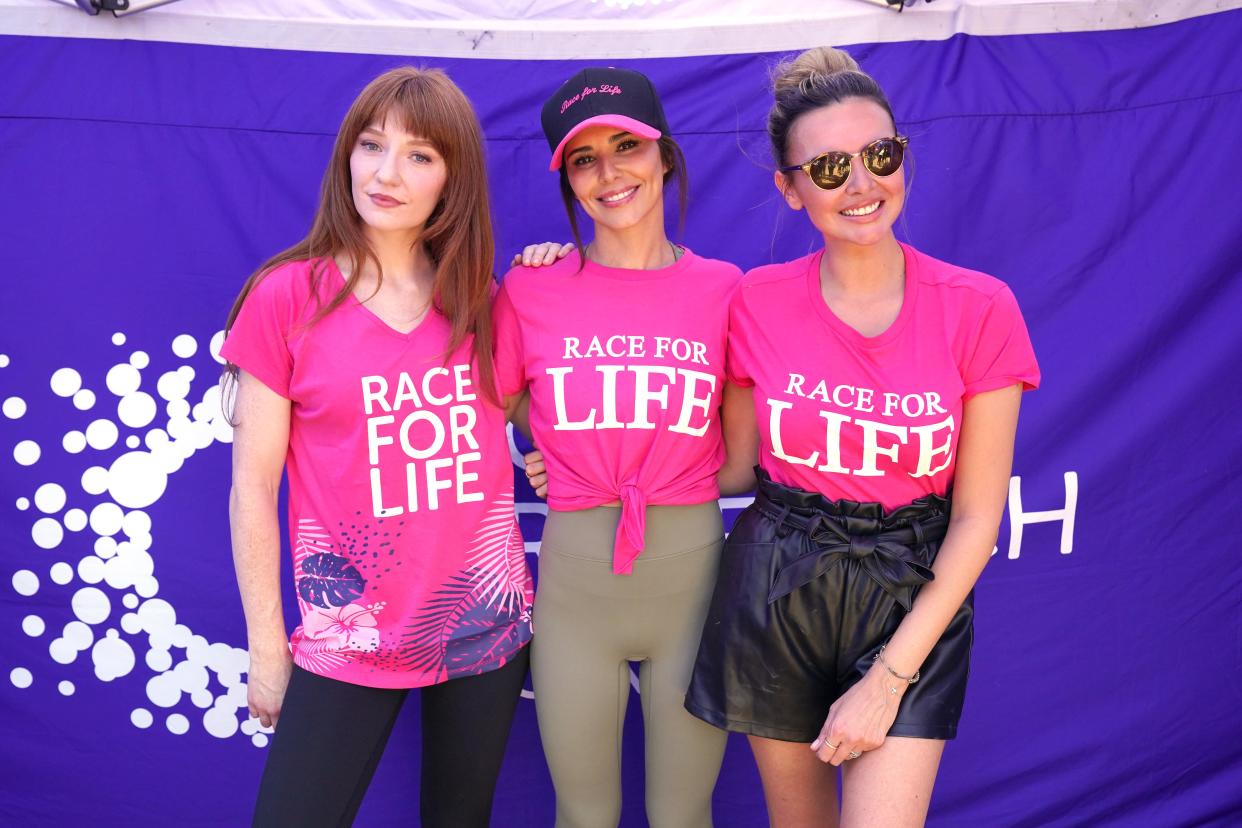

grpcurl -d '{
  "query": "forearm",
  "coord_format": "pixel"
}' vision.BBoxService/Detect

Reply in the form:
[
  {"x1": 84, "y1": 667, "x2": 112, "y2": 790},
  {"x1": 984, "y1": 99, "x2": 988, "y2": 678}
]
[
  {"x1": 717, "y1": 457, "x2": 757, "y2": 496},
  {"x1": 229, "y1": 482, "x2": 288, "y2": 658},
  {"x1": 509, "y1": 390, "x2": 533, "y2": 443}
]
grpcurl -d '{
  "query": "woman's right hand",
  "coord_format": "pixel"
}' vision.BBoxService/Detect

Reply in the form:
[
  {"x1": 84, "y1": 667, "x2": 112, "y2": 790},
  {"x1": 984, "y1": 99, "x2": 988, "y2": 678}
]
[
  {"x1": 524, "y1": 449, "x2": 548, "y2": 499},
  {"x1": 511, "y1": 241, "x2": 574, "y2": 268},
  {"x1": 247, "y1": 646, "x2": 293, "y2": 729}
]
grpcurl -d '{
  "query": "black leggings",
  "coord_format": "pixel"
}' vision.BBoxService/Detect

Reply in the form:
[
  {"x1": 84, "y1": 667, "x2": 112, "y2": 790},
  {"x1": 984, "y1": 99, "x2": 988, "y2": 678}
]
[{"x1": 252, "y1": 647, "x2": 529, "y2": 828}]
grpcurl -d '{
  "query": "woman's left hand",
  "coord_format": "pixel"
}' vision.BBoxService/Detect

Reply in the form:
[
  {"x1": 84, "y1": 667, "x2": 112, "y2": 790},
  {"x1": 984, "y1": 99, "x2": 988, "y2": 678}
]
[
  {"x1": 523, "y1": 449, "x2": 548, "y2": 498},
  {"x1": 810, "y1": 664, "x2": 904, "y2": 765},
  {"x1": 511, "y1": 241, "x2": 575, "y2": 268}
]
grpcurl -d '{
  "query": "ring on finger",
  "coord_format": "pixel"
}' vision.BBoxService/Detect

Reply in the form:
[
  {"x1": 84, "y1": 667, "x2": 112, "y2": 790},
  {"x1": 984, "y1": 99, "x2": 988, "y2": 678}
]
[
  {"x1": 823, "y1": 740, "x2": 840, "y2": 750},
  {"x1": 848, "y1": 751, "x2": 861, "y2": 759}
]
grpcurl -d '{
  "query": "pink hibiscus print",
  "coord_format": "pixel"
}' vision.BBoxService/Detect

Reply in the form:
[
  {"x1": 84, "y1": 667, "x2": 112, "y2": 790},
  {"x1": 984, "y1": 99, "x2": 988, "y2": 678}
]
[{"x1": 302, "y1": 603, "x2": 381, "y2": 653}]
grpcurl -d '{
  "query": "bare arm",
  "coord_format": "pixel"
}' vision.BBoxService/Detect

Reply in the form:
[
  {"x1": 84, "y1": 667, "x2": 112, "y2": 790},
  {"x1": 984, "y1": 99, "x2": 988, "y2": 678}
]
[
  {"x1": 229, "y1": 370, "x2": 293, "y2": 729},
  {"x1": 717, "y1": 382, "x2": 759, "y2": 496},
  {"x1": 813, "y1": 384, "x2": 1023, "y2": 763},
  {"x1": 507, "y1": 389, "x2": 533, "y2": 443}
]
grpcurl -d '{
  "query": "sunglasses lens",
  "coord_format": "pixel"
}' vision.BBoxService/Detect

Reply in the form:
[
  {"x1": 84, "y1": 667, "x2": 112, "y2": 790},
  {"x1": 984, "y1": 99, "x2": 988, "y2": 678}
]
[
  {"x1": 809, "y1": 153, "x2": 851, "y2": 190},
  {"x1": 863, "y1": 138, "x2": 904, "y2": 177}
]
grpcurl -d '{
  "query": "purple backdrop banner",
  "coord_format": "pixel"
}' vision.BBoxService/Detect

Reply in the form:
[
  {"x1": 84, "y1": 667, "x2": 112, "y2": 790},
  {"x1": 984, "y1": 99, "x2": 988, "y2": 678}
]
[{"x1": 2, "y1": 10, "x2": 1241, "y2": 827}]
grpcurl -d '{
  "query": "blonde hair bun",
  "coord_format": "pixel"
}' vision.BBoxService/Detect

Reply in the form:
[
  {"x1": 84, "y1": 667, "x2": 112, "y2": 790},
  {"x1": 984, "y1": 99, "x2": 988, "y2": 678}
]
[{"x1": 773, "y1": 47, "x2": 861, "y2": 95}]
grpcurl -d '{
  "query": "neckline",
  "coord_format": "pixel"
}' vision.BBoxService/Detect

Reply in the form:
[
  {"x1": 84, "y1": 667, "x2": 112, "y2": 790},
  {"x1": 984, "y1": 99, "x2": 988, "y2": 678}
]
[
  {"x1": 324, "y1": 257, "x2": 435, "y2": 341},
  {"x1": 576, "y1": 246, "x2": 698, "y2": 281},
  {"x1": 805, "y1": 242, "x2": 918, "y2": 349}
]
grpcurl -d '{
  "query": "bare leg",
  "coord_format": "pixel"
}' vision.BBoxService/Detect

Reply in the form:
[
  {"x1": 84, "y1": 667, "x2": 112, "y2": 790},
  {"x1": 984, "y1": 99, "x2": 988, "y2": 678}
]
[
  {"x1": 840, "y1": 736, "x2": 944, "y2": 828},
  {"x1": 748, "y1": 735, "x2": 840, "y2": 828}
]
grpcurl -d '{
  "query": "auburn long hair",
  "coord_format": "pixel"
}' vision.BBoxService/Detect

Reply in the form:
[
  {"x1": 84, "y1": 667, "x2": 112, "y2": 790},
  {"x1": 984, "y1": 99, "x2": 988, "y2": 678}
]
[{"x1": 223, "y1": 66, "x2": 498, "y2": 403}]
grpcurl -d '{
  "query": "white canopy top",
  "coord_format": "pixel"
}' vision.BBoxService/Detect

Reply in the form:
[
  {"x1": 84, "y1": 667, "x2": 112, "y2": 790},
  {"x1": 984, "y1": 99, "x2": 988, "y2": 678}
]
[{"x1": 2, "y1": 0, "x2": 1235, "y2": 57}]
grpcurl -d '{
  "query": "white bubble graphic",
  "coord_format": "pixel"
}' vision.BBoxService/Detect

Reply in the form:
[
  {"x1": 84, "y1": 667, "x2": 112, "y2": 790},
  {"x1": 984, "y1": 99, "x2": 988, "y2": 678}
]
[
  {"x1": 3, "y1": 396, "x2": 26, "y2": 418},
  {"x1": 106, "y1": 452, "x2": 168, "y2": 508},
  {"x1": 131, "y1": 708, "x2": 153, "y2": 728},
  {"x1": 90, "y1": 502, "x2": 125, "y2": 536},
  {"x1": 118, "y1": 392, "x2": 157, "y2": 428},
  {"x1": 93, "y1": 630, "x2": 135, "y2": 681},
  {"x1": 95, "y1": 537, "x2": 117, "y2": 558},
  {"x1": 14, "y1": 440, "x2": 40, "y2": 465},
  {"x1": 146, "y1": 649, "x2": 172, "y2": 673},
  {"x1": 241, "y1": 718, "x2": 259, "y2": 736},
  {"x1": 50, "y1": 368, "x2": 82, "y2": 397},
  {"x1": 204, "y1": 706, "x2": 239, "y2": 739},
  {"x1": 85, "y1": 419, "x2": 119, "y2": 450},
  {"x1": 130, "y1": 351, "x2": 150, "y2": 369},
  {"x1": 157, "y1": 370, "x2": 192, "y2": 402},
  {"x1": 106, "y1": 363, "x2": 141, "y2": 396},
  {"x1": 122, "y1": 593, "x2": 139, "y2": 609},
  {"x1": 63, "y1": 508, "x2": 87, "y2": 532},
  {"x1": 16, "y1": 497, "x2": 30, "y2": 510},
  {"x1": 49, "y1": 639, "x2": 77, "y2": 665},
  {"x1": 209, "y1": 330, "x2": 226, "y2": 363},
  {"x1": 72, "y1": 587, "x2": 111, "y2": 624},
  {"x1": 22, "y1": 615, "x2": 45, "y2": 637},
  {"x1": 81, "y1": 466, "x2": 108, "y2": 495},
  {"x1": 32, "y1": 518, "x2": 64, "y2": 550},
  {"x1": 13, "y1": 570, "x2": 39, "y2": 596},
  {"x1": 77, "y1": 555, "x2": 105, "y2": 584},
  {"x1": 146, "y1": 673, "x2": 181, "y2": 708},
  {"x1": 120, "y1": 612, "x2": 142, "y2": 635},
  {"x1": 166, "y1": 399, "x2": 190, "y2": 419},
  {"x1": 73, "y1": 389, "x2": 96, "y2": 411},
  {"x1": 63, "y1": 621, "x2": 94, "y2": 650},
  {"x1": 35, "y1": 483, "x2": 67, "y2": 513},
  {"x1": 251, "y1": 733, "x2": 270, "y2": 748},
  {"x1": 10, "y1": 668, "x2": 33, "y2": 689},
  {"x1": 125, "y1": 435, "x2": 139, "y2": 448},
  {"x1": 59, "y1": 681, "x2": 75, "y2": 696},
  {"x1": 191, "y1": 689, "x2": 213, "y2": 709},
  {"x1": 166, "y1": 713, "x2": 190, "y2": 735},
  {"x1": 63, "y1": 431, "x2": 87, "y2": 453},
  {"x1": 172, "y1": 334, "x2": 198, "y2": 358},
  {"x1": 123, "y1": 510, "x2": 152, "y2": 536},
  {"x1": 0, "y1": 354, "x2": 9, "y2": 367},
  {"x1": 49, "y1": 562, "x2": 73, "y2": 585}
]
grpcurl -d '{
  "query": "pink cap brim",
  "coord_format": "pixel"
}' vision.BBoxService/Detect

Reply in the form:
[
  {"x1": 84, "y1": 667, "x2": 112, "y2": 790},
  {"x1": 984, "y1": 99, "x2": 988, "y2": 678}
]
[{"x1": 549, "y1": 115, "x2": 662, "y2": 171}]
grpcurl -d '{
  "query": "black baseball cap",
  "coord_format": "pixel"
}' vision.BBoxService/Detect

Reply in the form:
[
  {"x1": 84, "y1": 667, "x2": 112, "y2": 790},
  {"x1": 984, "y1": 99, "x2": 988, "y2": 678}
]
[{"x1": 540, "y1": 67, "x2": 671, "y2": 171}]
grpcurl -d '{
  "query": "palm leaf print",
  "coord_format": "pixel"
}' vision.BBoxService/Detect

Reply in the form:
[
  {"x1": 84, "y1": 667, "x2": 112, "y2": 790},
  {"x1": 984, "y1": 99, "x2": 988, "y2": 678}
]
[
  {"x1": 292, "y1": 518, "x2": 334, "y2": 615},
  {"x1": 397, "y1": 573, "x2": 477, "y2": 681},
  {"x1": 464, "y1": 494, "x2": 527, "y2": 615},
  {"x1": 293, "y1": 637, "x2": 349, "y2": 674}
]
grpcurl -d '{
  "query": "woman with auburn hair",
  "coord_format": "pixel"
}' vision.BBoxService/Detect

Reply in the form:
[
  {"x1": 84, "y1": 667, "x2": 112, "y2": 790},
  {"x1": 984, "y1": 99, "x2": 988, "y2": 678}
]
[
  {"x1": 222, "y1": 67, "x2": 532, "y2": 827},
  {"x1": 685, "y1": 46, "x2": 1040, "y2": 826}
]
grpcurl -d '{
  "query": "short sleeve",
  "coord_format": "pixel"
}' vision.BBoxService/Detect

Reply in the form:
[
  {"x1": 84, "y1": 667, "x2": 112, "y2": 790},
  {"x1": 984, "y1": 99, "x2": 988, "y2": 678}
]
[
  {"x1": 491, "y1": 275, "x2": 528, "y2": 398},
  {"x1": 962, "y1": 285, "x2": 1040, "y2": 398},
  {"x1": 219, "y1": 267, "x2": 298, "y2": 399},
  {"x1": 725, "y1": 284, "x2": 756, "y2": 388}
]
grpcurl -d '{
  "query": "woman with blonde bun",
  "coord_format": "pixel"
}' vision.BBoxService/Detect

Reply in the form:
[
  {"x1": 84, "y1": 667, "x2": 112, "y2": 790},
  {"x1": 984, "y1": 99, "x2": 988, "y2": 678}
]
[{"x1": 686, "y1": 47, "x2": 1040, "y2": 827}]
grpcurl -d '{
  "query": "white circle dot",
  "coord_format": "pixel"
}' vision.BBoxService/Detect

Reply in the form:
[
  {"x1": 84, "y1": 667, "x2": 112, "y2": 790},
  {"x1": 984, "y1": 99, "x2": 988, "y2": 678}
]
[
  {"x1": 107, "y1": 452, "x2": 168, "y2": 509},
  {"x1": 34, "y1": 483, "x2": 67, "y2": 513},
  {"x1": 85, "y1": 419, "x2": 119, "y2": 450},
  {"x1": 122, "y1": 593, "x2": 139, "y2": 609},
  {"x1": 12, "y1": 570, "x2": 38, "y2": 596},
  {"x1": 166, "y1": 713, "x2": 190, "y2": 735},
  {"x1": 95, "y1": 537, "x2": 117, "y2": 558},
  {"x1": 204, "y1": 706, "x2": 240, "y2": 739},
  {"x1": 81, "y1": 466, "x2": 108, "y2": 495},
  {"x1": 32, "y1": 517, "x2": 64, "y2": 550},
  {"x1": 22, "y1": 615, "x2": 45, "y2": 636},
  {"x1": 78, "y1": 556, "x2": 105, "y2": 584},
  {"x1": 118, "y1": 393, "x2": 157, "y2": 428},
  {"x1": 14, "y1": 440, "x2": 40, "y2": 465},
  {"x1": 63, "y1": 431, "x2": 87, "y2": 453},
  {"x1": 90, "y1": 502, "x2": 125, "y2": 536},
  {"x1": 125, "y1": 436, "x2": 139, "y2": 448},
  {"x1": 166, "y1": 399, "x2": 190, "y2": 419},
  {"x1": 58, "y1": 680, "x2": 75, "y2": 696},
  {"x1": 209, "y1": 330, "x2": 226, "y2": 364},
  {"x1": 106, "y1": 364, "x2": 141, "y2": 396},
  {"x1": 50, "y1": 368, "x2": 82, "y2": 397},
  {"x1": 129, "y1": 351, "x2": 150, "y2": 369},
  {"x1": 172, "y1": 335, "x2": 198, "y2": 359},
  {"x1": 63, "y1": 508, "x2": 87, "y2": 531},
  {"x1": 3, "y1": 397, "x2": 26, "y2": 418},
  {"x1": 16, "y1": 497, "x2": 30, "y2": 510},
  {"x1": 73, "y1": 389, "x2": 96, "y2": 411},
  {"x1": 146, "y1": 648, "x2": 172, "y2": 672},
  {"x1": 0, "y1": 354, "x2": 9, "y2": 367},
  {"x1": 120, "y1": 612, "x2": 142, "y2": 635},
  {"x1": 251, "y1": 733, "x2": 269, "y2": 748},
  {"x1": 10, "y1": 668, "x2": 33, "y2": 689},
  {"x1": 131, "y1": 708, "x2": 153, "y2": 728},
  {"x1": 49, "y1": 562, "x2": 73, "y2": 585},
  {"x1": 49, "y1": 638, "x2": 77, "y2": 665},
  {"x1": 72, "y1": 587, "x2": 111, "y2": 625},
  {"x1": 192, "y1": 689, "x2": 213, "y2": 708},
  {"x1": 135, "y1": 577, "x2": 159, "y2": 598}
]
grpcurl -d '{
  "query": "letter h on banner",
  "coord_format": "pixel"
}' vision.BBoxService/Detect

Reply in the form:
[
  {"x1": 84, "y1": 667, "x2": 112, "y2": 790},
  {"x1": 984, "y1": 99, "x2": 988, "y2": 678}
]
[{"x1": 997, "y1": 471, "x2": 1078, "y2": 559}]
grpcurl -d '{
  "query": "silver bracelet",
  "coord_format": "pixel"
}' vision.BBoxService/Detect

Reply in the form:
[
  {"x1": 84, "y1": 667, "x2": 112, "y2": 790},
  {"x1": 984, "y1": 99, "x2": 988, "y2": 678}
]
[{"x1": 874, "y1": 644, "x2": 920, "y2": 684}]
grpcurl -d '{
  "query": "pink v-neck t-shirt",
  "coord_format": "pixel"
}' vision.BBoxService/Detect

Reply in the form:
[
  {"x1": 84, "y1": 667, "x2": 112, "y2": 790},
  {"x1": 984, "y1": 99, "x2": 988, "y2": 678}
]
[
  {"x1": 221, "y1": 259, "x2": 533, "y2": 689},
  {"x1": 728, "y1": 243, "x2": 1039, "y2": 509},
  {"x1": 493, "y1": 250, "x2": 742, "y2": 573}
]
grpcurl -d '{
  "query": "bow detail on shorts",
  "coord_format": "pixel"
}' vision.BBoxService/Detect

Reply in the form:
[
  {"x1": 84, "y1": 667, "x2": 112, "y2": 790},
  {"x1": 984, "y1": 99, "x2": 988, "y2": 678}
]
[{"x1": 766, "y1": 514, "x2": 935, "y2": 610}]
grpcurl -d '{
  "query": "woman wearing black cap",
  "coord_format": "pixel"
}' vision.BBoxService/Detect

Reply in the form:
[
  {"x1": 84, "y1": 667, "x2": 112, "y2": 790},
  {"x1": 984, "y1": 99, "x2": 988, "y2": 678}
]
[{"x1": 492, "y1": 68, "x2": 751, "y2": 827}]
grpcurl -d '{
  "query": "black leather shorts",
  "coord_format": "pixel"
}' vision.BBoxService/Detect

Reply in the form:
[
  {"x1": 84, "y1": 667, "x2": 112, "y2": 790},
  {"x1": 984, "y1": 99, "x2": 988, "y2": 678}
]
[{"x1": 685, "y1": 470, "x2": 973, "y2": 742}]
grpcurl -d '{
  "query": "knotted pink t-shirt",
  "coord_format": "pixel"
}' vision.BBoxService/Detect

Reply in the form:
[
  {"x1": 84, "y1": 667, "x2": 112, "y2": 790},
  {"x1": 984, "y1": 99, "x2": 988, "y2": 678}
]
[
  {"x1": 493, "y1": 250, "x2": 741, "y2": 573},
  {"x1": 728, "y1": 243, "x2": 1039, "y2": 508},
  {"x1": 222, "y1": 259, "x2": 533, "y2": 688}
]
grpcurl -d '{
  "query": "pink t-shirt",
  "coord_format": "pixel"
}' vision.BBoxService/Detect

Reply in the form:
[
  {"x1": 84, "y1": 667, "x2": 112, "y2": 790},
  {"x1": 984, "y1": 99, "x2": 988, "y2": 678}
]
[
  {"x1": 729, "y1": 243, "x2": 1039, "y2": 509},
  {"x1": 221, "y1": 259, "x2": 533, "y2": 689},
  {"x1": 493, "y1": 250, "x2": 742, "y2": 573}
]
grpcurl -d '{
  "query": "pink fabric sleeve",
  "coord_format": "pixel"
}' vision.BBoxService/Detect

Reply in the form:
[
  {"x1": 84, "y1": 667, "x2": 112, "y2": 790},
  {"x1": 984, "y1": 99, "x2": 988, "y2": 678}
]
[
  {"x1": 962, "y1": 285, "x2": 1041, "y2": 398},
  {"x1": 491, "y1": 277, "x2": 528, "y2": 398},
  {"x1": 218, "y1": 269, "x2": 297, "y2": 399},
  {"x1": 724, "y1": 283, "x2": 756, "y2": 388}
]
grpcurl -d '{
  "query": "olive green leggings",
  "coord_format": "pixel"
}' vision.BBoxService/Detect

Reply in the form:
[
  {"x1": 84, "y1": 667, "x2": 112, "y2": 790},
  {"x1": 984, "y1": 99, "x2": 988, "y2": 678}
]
[{"x1": 532, "y1": 502, "x2": 727, "y2": 828}]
